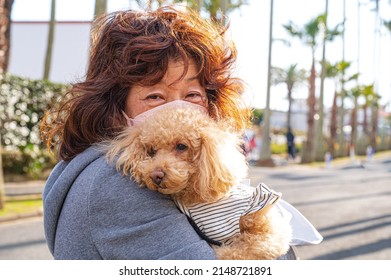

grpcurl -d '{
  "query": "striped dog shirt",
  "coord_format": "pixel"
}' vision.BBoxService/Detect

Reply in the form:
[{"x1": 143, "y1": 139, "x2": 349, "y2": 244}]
[{"x1": 174, "y1": 183, "x2": 281, "y2": 245}]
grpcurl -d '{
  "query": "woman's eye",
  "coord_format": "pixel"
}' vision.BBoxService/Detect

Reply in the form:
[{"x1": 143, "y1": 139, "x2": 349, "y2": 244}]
[
  {"x1": 144, "y1": 94, "x2": 165, "y2": 105},
  {"x1": 175, "y1": 143, "x2": 188, "y2": 152},
  {"x1": 184, "y1": 92, "x2": 204, "y2": 102},
  {"x1": 146, "y1": 94, "x2": 162, "y2": 100}
]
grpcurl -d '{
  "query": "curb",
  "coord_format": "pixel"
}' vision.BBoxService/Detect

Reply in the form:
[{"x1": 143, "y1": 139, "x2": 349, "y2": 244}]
[{"x1": 0, "y1": 209, "x2": 43, "y2": 223}]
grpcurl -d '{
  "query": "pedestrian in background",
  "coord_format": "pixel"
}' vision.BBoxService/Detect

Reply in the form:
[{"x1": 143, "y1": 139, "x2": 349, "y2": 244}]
[{"x1": 286, "y1": 127, "x2": 296, "y2": 160}]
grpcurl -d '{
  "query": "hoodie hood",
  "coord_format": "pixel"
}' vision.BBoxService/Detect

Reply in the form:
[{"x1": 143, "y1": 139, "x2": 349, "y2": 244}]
[{"x1": 43, "y1": 147, "x2": 103, "y2": 255}]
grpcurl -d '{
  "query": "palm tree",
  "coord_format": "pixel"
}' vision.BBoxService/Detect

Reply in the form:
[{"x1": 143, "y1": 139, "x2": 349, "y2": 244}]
[
  {"x1": 43, "y1": 0, "x2": 56, "y2": 80},
  {"x1": 348, "y1": 86, "x2": 361, "y2": 152},
  {"x1": 89, "y1": 0, "x2": 107, "y2": 48},
  {"x1": 175, "y1": 0, "x2": 247, "y2": 21},
  {"x1": 271, "y1": 64, "x2": 306, "y2": 130},
  {"x1": 348, "y1": 84, "x2": 377, "y2": 152},
  {"x1": 136, "y1": 0, "x2": 165, "y2": 11},
  {"x1": 336, "y1": 62, "x2": 358, "y2": 157},
  {"x1": 361, "y1": 86, "x2": 373, "y2": 136},
  {"x1": 185, "y1": 0, "x2": 203, "y2": 13},
  {"x1": 0, "y1": 0, "x2": 14, "y2": 210},
  {"x1": 361, "y1": 84, "x2": 380, "y2": 149},
  {"x1": 314, "y1": 7, "x2": 328, "y2": 162},
  {"x1": 284, "y1": 12, "x2": 341, "y2": 163},
  {"x1": 329, "y1": 83, "x2": 338, "y2": 157},
  {"x1": 369, "y1": 94, "x2": 380, "y2": 150},
  {"x1": 325, "y1": 61, "x2": 340, "y2": 157},
  {"x1": 325, "y1": 61, "x2": 358, "y2": 157},
  {"x1": 384, "y1": 19, "x2": 391, "y2": 36},
  {"x1": 385, "y1": 19, "x2": 391, "y2": 31},
  {"x1": 314, "y1": 1, "x2": 344, "y2": 161},
  {"x1": 201, "y1": 0, "x2": 247, "y2": 22},
  {"x1": 284, "y1": 16, "x2": 321, "y2": 163}
]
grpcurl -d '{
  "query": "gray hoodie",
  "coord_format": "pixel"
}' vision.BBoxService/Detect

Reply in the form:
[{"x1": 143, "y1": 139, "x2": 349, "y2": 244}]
[{"x1": 43, "y1": 146, "x2": 216, "y2": 259}]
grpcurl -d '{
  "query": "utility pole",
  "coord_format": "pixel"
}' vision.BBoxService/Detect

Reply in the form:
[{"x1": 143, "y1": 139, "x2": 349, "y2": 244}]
[
  {"x1": 258, "y1": 0, "x2": 275, "y2": 167},
  {"x1": 43, "y1": 0, "x2": 55, "y2": 80}
]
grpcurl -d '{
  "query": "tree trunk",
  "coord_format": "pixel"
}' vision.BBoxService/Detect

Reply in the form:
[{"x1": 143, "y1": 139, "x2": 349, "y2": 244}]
[
  {"x1": 43, "y1": 0, "x2": 56, "y2": 80},
  {"x1": 0, "y1": 0, "x2": 13, "y2": 74},
  {"x1": 219, "y1": 0, "x2": 227, "y2": 25},
  {"x1": 195, "y1": 0, "x2": 203, "y2": 13},
  {"x1": 94, "y1": 0, "x2": 107, "y2": 19},
  {"x1": 0, "y1": 133, "x2": 5, "y2": 210},
  {"x1": 301, "y1": 58, "x2": 316, "y2": 164},
  {"x1": 337, "y1": 89, "x2": 346, "y2": 157},
  {"x1": 370, "y1": 105, "x2": 378, "y2": 150},
  {"x1": 350, "y1": 98, "x2": 358, "y2": 152},
  {"x1": 287, "y1": 88, "x2": 292, "y2": 130},
  {"x1": 0, "y1": 0, "x2": 14, "y2": 210},
  {"x1": 362, "y1": 104, "x2": 368, "y2": 136},
  {"x1": 329, "y1": 90, "x2": 338, "y2": 157}
]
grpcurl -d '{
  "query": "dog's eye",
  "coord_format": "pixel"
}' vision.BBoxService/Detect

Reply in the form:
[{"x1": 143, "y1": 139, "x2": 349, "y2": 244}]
[
  {"x1": 147, "y1": 148, "x2": 156, "y2": 157},
  {"x1": 175, "y1": 143, "x2": 188, "y2": 152}
]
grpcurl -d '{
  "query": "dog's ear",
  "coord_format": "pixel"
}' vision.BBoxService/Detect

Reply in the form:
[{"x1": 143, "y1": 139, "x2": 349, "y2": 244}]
[
  {"x1": 193, "y1": 125, "x2": 248, "y2": 202},
  {"x1": 106, "y1": 127, "x2": 146, "y2": 181}
]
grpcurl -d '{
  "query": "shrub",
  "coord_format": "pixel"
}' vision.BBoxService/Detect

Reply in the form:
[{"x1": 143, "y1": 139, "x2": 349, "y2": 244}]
[
  {"x1": 2, "y1": 147, "x2": 57, "y2": 180},
  {"x1": 0, "y1": 73, "x2": 68, "y2": 179},
  {"x1": 271, "y1": 140, "x2": 302, "y2": 155}
]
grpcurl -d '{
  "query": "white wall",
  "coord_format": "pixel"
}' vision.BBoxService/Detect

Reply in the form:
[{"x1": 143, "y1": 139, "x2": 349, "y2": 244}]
[{"x1": 9, "y1": 21, "x2": 91, "y2": 84}]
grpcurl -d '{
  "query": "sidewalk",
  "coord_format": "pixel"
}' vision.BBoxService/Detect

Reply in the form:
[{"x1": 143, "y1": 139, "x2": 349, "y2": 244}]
[
  {"x1": 4, "y1": 180, "x2": 46, "y2": 197},
  {"x1": 0, "y1": 180, "x2": 45, "y2": 223}
]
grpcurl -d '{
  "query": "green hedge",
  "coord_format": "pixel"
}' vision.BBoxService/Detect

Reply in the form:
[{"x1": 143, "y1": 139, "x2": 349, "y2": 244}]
[
  {"x1": 2, "y1": 147, "x2": 57, "y2": 180},
  {"x1": 0, "y1": 73, "x2": 68, "y2": 179},
  {"x1": 271, "y1": 142, "x2": 302, "y2": 155}
]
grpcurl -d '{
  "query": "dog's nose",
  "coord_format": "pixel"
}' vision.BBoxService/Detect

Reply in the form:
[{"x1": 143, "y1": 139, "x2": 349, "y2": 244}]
[{"x1": 151, "y1": 169, "x2": 165, "y2": 185}]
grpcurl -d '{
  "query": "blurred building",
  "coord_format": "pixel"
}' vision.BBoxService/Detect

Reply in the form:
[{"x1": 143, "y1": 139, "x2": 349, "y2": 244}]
[
  {"x1": 270, "y1": 99, "x2": 308, "y2": 132},
  {"x1": 8, "y1": 21, "x2": 91, "y2": 84}
]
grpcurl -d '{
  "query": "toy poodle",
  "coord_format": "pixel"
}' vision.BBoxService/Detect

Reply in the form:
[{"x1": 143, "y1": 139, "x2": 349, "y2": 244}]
[{"x1": 106, "y1": 104, "x2": 292, "y2": 260}]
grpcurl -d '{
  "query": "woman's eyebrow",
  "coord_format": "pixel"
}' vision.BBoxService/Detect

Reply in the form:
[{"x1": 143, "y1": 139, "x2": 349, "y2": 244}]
[{"x1": 185, "y1": 76, "x2": 200, "y2": 82}]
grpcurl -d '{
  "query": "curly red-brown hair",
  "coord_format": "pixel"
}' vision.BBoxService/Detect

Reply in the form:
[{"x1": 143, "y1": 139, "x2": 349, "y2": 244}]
[{"x1": 41, "y1": 6, "x2": 251, "y2": 161}]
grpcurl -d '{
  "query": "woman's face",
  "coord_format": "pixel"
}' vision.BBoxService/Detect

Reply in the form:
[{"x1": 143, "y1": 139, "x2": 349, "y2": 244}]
[{"x1": 125, "y1": 59, "x2": 208, "y2": 118}]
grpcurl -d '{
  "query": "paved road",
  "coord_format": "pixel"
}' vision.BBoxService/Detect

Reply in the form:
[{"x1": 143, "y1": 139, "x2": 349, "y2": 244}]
[
  {"x1": 249, "y1": 156, "x2": 391, "y2": 260},
  {"x1": 0, "y1": 217, "x2": 52, "y2": 260},
  {"x1": 1, "y1": 154, "x2": 390, "y2": 260}
]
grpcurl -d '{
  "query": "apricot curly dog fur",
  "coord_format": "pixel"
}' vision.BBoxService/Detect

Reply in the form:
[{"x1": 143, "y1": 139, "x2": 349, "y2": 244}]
[{"x1": 106, "y1": 107, "x2": 292, "y2": 259}]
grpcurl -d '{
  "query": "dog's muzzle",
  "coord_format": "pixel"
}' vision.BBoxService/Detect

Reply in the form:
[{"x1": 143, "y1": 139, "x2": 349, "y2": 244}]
[{"x1": 150, "y1": 169, "x2": 166, "y2": 187}]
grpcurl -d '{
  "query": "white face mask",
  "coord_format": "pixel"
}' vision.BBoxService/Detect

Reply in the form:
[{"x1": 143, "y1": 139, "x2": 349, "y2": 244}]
[{"x1": 122, "y1": 100, "x2": 208, "y2": 126}]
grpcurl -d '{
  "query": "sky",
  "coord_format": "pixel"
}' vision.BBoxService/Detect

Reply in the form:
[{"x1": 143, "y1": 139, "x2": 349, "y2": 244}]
[{"x1": 10, "y1": 0, "x2": 391, "y2": 112}]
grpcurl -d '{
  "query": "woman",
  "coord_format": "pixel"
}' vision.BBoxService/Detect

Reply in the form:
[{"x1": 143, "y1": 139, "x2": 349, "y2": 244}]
[{"x1": 41, "y1": 6, "x2": 251, "y2": 259}]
